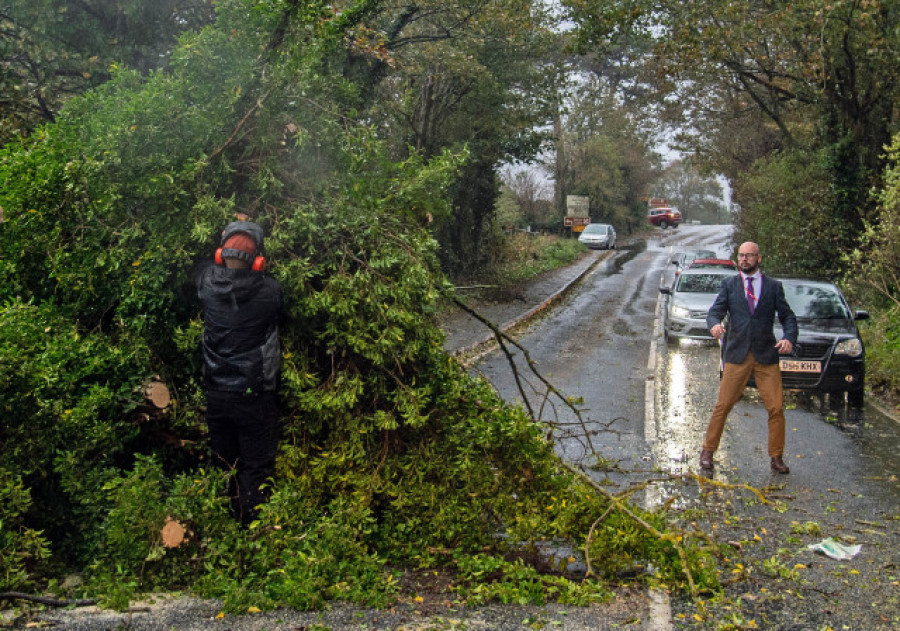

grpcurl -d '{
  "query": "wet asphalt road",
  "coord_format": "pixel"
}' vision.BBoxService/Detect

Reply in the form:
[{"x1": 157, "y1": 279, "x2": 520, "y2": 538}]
[
  {"x1": 473, "y1": 224, "x2": 900, "y2": 629},
  {"x1": 471, "y1": 225, "x2": 736, "y2": 480}
]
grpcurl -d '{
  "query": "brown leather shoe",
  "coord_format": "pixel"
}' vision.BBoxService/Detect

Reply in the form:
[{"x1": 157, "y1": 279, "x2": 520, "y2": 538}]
[
  {"x1": 770, "y1": 456, "x2": 790, "y2": 474},
  {"x1": 699, "y1": 449, "x2": 714, "y2": 469}
]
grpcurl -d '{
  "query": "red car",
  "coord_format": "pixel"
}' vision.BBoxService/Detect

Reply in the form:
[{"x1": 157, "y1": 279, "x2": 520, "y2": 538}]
[{"x1": 647, "y1": 206, "x2": 682, "y2": 228}]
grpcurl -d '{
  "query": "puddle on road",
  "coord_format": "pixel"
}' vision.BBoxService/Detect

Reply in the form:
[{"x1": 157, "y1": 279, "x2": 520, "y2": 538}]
[{"x1": 608, "y1": 239, "x2": 647, "y2": 274}]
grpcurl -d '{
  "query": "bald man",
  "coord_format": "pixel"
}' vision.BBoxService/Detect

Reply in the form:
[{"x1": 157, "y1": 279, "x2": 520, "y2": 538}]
[{"x1": 700, "y1": 242, "x2": 798, "y2": 474}]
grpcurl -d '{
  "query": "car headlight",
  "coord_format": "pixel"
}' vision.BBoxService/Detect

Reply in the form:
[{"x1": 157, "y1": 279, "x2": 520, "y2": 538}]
[
  {"x1": 671, "y1": 305, "x2": 691, "y2": 319},
  {"x1": 834, "y1": 338, "x2": 863, "y2": 357}
]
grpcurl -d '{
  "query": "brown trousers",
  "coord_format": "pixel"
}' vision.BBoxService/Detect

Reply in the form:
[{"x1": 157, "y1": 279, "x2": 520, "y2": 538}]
[{"x1": 703, "y1": 353, "x2": 786, "y2": 457}]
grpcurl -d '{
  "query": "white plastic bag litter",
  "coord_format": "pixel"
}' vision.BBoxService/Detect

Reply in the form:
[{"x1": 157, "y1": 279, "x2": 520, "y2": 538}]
[{"x1": 807, "y1": 537, "x2": 862, "y2": 560}]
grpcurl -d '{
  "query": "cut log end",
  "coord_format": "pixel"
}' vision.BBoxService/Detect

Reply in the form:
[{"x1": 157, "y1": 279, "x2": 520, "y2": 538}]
[
  {"x1": 160, "y1": 518, "x2": 186, "y2": 548},
  {"x1": 144, "y1": 380, "x2": 171, "y2": 409}
]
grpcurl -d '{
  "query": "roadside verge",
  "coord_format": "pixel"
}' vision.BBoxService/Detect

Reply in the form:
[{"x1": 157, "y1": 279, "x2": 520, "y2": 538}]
[{"x1": 445, "y1": 250, "x2": 611, "y2": 366}]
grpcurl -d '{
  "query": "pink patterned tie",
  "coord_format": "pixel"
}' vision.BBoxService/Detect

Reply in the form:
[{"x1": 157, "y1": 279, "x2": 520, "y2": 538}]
[{"x1": 746, "y1": 276, "x2": 755, "y2": 314}]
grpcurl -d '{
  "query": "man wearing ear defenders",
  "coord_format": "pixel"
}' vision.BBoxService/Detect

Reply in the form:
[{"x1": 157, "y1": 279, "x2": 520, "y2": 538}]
[{"x1": 195, "y1": 219, "x2": 283, "y2": 526}]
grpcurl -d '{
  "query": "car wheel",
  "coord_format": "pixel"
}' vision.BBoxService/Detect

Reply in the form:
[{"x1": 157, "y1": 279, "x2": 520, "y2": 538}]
[
  {"x1": 847, "y1": 387, "x2": 864, "y2": 409},
  {"x1": 660, "y1": 221, "x2": 669, "y2": 229}
]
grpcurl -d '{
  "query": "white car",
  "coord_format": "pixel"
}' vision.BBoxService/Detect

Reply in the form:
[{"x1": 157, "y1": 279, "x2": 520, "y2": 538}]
[
  {"x1": 659, "y1": 267, "x2": 737, "y2": 339},
  {"x1": 578, "y1": 223, "x2": 617, "y2": 250}
]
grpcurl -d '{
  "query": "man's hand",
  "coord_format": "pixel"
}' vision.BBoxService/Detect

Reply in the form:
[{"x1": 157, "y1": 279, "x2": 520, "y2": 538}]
[
  {"x1": 710, "y1": 324, "x2": 726, "y2": 340},
  {"x1": 775, "y1": 339, "x2": 794, "y2": 354}
]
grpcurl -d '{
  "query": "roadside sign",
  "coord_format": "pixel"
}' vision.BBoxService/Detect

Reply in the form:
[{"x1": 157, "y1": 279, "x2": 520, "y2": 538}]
[
  {"x1": 566, "y1": 195, "x2": 590, "y2": 218},
  {"x1": 564, "y1": 216, "x2": 591, "y2": 227}
]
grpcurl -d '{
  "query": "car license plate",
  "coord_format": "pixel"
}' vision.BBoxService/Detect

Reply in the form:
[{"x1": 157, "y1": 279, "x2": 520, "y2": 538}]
[{"x1": 780, "y1": 359, "x2": 821, "y2": 373}]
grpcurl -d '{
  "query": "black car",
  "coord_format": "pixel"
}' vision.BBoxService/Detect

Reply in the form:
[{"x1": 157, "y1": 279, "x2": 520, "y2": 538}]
[{"x1": 721, "y1": 278, "x2": 869, "y2": 407}]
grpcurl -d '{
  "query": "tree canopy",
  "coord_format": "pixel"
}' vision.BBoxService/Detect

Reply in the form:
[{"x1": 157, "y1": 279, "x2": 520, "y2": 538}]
[
  {"x1": 0, "y1": 0, "x2": 216, "y2": 143},
  {"x1": 565, "y1": 0, "x2": 900, "y2": 276}
]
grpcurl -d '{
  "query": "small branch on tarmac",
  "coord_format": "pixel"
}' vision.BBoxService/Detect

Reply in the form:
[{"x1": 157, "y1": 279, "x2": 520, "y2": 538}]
[
  {"x1": 447, "y1": 294, "x2": 599, "y2": 455},
  {"x1": 0, "y1": 592, "x2": 97, "y2": 607},
  {"x1": 560, "y1": 461, "x2": 702, "y2": 605}
]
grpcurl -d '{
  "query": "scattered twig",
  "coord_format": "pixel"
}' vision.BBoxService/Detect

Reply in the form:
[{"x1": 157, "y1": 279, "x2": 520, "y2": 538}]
[
  {"x1": 696, "y1": 474, "x2": 773, "y2": 504},
  {"x1": 0, "y1": 592, "x2": 96, "y2": 607},
  {"x1": 562, "y1": 461, "x2": 702, "y2": 605},
  {"x1": 448, "y1": 294, "x2": 599, "y2": 455}
]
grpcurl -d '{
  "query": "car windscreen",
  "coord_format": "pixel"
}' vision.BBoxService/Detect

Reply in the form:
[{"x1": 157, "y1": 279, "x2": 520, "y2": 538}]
[
  {"x1": 676, "y1": 274, "x2": 728, "y2": 293},
  {"x1": 583, "y1": 224, "x2": 607, "y2": 234},
  {"x1": 782, "y1": 283, "x2": 851, "y2": 319},
  {"x1": 686, "y1": 250, "x2": 716, "y2": 262},
  {"x1": 690, "y1": 262, "x2": 732, "y2": 269}
]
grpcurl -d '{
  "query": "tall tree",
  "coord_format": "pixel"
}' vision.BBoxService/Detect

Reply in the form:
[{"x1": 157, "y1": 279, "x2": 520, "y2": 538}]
[
  {"x1": 565, "y1": 0, "x2": 900, "y2": 169},
  {"x1": 503, "y1": 167, "x2": 554, "y2": 228},
  {"x1": 355, "y1": 0, "x2": 565, "y2": 274},
  {"x1": 556, "y1": 75, "x2": 659, "y2": 232},
  {"x1": 0, "y1": 0, "x2": 215, "y2": 143},
  {"x1": 654, "y1": 159, "x2": 724, "y2": 224}
]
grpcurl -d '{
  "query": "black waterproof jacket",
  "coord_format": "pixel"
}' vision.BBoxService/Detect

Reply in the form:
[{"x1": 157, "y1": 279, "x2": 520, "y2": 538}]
[{"x1": 195, "y1": 260, "x2": 282, "y2": 393}]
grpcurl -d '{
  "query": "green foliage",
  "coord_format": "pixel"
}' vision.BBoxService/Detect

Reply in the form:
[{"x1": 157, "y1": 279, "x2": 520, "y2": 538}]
[
  {"x1": 494, "y1": 233, "x2": 586, "y2": 286},
  {"x1": 845, "y1": 133, "x2": 900, "y2": 308},
  {"x1": 859, "y1": 307, "x2": 900, "y2": 395},
  {"x1": 0, "y1": 469, "x2": 50, "y2": 591},
  {"x1": 733, "y1": 149, "x2": 844, "y2": 277},
  {"x1": 0, "y1": 301, "x2": 154, "y2": 559},
  {"x1": 453, "y1": 553, "x2": 610, "y2": 606},
  {"x1": 199, "y1": 496, "x2": 397, "y2": 613},
  {"x1": 362, "y1": 0, "x2": 565, "y2": 275},
  {"x1": 843, "y1": 132, "x2": 900, "y2": 397},
  {"x1": 0, "y1": 0, "x2": 215, "y2": 143}
]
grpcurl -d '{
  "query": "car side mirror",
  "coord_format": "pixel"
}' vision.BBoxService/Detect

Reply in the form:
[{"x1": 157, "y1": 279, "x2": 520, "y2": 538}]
[
  {"x1": 659, "y1": 286, "x2": 671, "y2": 295},
  {"x1": 854, "y1": 310, "x2": 870, "y2": 321}
]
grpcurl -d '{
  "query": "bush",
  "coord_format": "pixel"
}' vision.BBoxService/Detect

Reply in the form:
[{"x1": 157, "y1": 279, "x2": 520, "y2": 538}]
[
  {"x1": 859, "y1": 306, "x2": 900, "y2": 396},
  {"x1": 0, "y1": 301, "x2": 156, "y2": 560},
  {"x1": 844, "y1": 132, "x2": 900, "y2": 400},
  {"x1": 733, "y1": 149, "x2": 845, "y2": 277},
  {"x1": 0, "y1": 470, "x2": 50, "y2": 591},
  {"x1": 476, "y1": 231, "x2": 586, "y2": 291}
]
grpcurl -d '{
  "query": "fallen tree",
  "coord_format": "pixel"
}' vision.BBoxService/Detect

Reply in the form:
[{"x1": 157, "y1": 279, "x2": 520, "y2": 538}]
[{"x1": 0, "y1": 0, "x2": 720, "y2": 612}]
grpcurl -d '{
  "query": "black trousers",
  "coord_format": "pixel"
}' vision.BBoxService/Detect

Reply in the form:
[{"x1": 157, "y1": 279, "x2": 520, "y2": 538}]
[{"x1": 205, "y1": 390, "x2": 280, "y2": 525}]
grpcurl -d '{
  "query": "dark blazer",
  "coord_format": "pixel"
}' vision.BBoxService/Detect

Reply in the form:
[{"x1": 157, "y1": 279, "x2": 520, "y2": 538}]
[{"x1": 707, "y1": 273, "x2": 798, "y2": 365}]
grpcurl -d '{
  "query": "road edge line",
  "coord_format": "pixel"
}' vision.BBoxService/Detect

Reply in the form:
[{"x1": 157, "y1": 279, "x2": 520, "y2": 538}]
[
  {"x1": 645, "y1": 259, "x2": 674, "y2": 631},
  {"x1": 454, "y1": 250, "x2": 610, "y2": 367}
]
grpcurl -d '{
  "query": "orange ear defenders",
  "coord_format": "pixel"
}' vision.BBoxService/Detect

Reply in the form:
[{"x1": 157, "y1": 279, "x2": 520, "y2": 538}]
[{"x1": 215, "y1": 221, "x2": 267, "y2": 271}]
